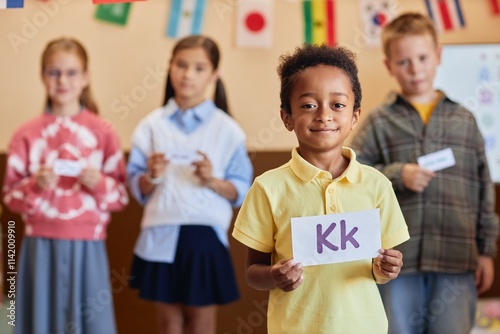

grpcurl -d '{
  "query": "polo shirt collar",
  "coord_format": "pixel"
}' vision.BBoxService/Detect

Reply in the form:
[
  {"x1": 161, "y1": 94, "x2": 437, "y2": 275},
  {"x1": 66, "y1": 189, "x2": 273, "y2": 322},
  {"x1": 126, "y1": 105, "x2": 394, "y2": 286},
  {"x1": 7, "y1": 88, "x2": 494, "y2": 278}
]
[{"x1": 289, "y1": 147, "x2": 362, "y2": 184}]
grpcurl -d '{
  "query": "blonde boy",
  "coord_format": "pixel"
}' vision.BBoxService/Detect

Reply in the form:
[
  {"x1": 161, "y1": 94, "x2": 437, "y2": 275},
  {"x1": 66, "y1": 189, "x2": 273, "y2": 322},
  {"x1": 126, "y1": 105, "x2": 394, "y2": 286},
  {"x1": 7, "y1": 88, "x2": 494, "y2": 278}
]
[{"x1": 351, "y1": 12, "x2": 499, "y2": 334}]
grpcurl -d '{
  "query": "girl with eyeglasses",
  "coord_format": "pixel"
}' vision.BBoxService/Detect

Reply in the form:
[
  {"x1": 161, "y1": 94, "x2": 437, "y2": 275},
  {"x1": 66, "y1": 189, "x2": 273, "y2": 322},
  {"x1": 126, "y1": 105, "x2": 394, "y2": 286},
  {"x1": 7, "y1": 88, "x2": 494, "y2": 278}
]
[{"x1": 2, "y1": 37, "x2": 129, "y2": 334}]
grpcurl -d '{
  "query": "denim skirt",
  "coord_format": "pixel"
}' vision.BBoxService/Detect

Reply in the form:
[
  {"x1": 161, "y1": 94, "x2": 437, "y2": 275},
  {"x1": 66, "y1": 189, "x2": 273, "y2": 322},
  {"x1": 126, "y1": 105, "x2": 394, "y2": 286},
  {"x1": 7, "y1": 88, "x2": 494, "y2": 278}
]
[{"x1": 14, "y1": 237, "x2": 116, "y2": 334}]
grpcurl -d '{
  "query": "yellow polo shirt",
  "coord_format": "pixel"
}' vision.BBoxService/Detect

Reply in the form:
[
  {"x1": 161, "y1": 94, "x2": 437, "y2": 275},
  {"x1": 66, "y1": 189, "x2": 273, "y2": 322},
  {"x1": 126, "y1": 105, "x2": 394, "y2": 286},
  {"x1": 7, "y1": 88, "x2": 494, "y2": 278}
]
[{"x1": 233, "y1": 147, "x2": 409, "y2": 334}]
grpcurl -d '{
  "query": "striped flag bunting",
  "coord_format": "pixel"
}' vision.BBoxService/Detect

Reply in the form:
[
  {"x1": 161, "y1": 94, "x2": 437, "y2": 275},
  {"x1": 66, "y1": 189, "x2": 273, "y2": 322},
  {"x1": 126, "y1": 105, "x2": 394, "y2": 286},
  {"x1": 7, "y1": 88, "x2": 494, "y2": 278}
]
[
  {"x1": 424, "y1": 0, "x2": 465, "y2": 32},
  {"x1": 92, "y1": 0, "x2": 146, "y2": 3},
  {"x1": 303, "y1": 0, "x2": 336, "y2": 46},
  {"x1": 0, "y1": 0, "x2": 23, "y2": 9},
  {"x1": 167, "y1": 0, "x2": 207, "y2": 39},
  {"x1": 488, "y1": 0, "x2": 500, "y2": 15}
]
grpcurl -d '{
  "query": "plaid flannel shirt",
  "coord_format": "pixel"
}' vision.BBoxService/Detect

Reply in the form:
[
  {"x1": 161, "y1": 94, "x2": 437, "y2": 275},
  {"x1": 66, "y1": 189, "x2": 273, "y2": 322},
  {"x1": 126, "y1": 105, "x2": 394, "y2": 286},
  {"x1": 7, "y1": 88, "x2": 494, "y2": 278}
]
[{"x1": 351, "y1": 91, "x2": 499, "y2": 274}]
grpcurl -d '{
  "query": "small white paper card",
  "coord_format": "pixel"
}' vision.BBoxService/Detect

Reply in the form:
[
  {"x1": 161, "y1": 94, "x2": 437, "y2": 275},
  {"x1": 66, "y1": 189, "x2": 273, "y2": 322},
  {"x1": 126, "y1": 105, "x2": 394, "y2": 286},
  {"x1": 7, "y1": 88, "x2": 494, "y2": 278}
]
[
  {"x1": 417, "y1": 148, "x2": 456, "y2": 172},
  {"x1": 165, "y1": 149, "x2": 199, "y2": 165},
  {"x1": 291, "y1": 209, "x2": 381, "y2": 267},
  {"x1": 53, "y1": 159, "x2": 82, "y2": 177}
]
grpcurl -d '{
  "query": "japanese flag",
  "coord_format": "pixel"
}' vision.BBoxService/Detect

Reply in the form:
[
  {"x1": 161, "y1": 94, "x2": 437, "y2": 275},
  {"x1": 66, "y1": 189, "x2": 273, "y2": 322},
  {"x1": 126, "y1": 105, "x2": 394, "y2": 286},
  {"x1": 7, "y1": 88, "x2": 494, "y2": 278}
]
[{"x1": 236, "y1": 0, "x2": 274, "y2": 48}]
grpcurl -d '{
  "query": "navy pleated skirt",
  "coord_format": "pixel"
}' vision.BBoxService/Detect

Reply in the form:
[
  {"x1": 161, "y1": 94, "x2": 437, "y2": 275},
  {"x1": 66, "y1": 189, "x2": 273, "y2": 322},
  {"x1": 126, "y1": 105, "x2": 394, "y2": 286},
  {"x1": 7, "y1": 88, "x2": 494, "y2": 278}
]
[{"x1": 130, "y1": 225, "x2": 239, "y2": 306}]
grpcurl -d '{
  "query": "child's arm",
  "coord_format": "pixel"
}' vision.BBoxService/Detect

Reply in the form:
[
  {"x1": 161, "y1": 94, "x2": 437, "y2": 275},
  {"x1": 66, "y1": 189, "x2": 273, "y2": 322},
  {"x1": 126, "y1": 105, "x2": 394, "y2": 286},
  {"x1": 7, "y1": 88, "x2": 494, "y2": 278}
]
[
  {"x1": 401, "y1": 163, "x2": 435, "y2": 193},
  {"x1": 372, "y1": 249, "x2": 403, "y2": 284},
  {"x1": 2, "y1": 134, "x2": 55, "y2": 214},
  {"x1": 246, "y1": 248, "x2": 303, "y2": 292},
  {"x1": 33, "y1": 166, "x2": 58, "y2": 190},
  {"x1": 476, "y1": 255, "x2": 495, "y2": 295},
  {"x1": 193, "y1": 150, "x2": 250, "y2": 202},
  {"x1": 127, "y1": 147, "x2": 161, "y2": 205},
  {"x1": 351, "y1": 113, "x2": 426, "y2": 192},
  {"x1": 474, "y1": 124, "x2": 498, "y2": 294},
  {"x1": 139, "y1": 152, "x2": 168, "y2": 196},
  {"x1": 3, "y1": 165, "x2": 55, "y2": 214},
  {"x1": 205, "y1": 177, "x2": 237, "y2": 201},
  {"x1": 79, "y1": 132, "x2": 129, "y2": 212}
]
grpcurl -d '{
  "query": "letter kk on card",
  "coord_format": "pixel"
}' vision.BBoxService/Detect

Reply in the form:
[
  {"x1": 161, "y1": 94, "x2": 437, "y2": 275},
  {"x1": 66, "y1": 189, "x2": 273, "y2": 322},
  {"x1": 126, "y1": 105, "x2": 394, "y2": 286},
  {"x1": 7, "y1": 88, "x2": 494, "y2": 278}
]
[{"x1": 291, "y1": 209, "x2": 381, "y2": 266}]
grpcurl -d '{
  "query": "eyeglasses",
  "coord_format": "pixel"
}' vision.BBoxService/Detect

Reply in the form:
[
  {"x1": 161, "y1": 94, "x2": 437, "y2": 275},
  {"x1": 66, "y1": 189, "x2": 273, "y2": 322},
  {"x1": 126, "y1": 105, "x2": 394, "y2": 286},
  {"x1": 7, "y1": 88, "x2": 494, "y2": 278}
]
[{"x1": 44, "y1": 69, "x2": 83, "y2": 80}]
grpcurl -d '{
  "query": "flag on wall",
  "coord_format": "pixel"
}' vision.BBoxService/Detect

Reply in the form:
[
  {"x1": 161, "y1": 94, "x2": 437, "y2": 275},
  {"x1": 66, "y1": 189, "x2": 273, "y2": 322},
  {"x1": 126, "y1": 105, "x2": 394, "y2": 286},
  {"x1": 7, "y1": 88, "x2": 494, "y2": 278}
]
[
  {"x1": 236, "y1": 0, "x2": 274, "y2": 48},
  {"x1": 0, "y1": 0, "x2": 23, "y2": 9},
  {"x1": 92, "y1": 0, "x2": 145, "y2": 3},
  {"x1": 167, "y1": 0, "x2": 207, "y2": 39},
  {"x1": 303, "y1": 0, "x2": 336, "y2": 46},
  {"x1": 95, "y1": 3, "x2": 132, "y2": 25},
  {"x1": 359, "y1": 0, "x2": 398, "y2": 46},
  {"x1": 488, "y1": 0, "x2": 500, "y2": 15},
  {"x1": 424, "y1": 0, "x2": 465, "y2": 32}
]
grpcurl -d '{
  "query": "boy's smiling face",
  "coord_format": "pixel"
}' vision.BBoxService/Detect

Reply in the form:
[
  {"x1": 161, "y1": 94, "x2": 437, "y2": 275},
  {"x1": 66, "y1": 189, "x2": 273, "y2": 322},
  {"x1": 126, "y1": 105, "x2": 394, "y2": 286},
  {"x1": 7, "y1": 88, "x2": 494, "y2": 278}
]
[{"x1": 281, "y1": 65, "x2": 360, "y2": 156}]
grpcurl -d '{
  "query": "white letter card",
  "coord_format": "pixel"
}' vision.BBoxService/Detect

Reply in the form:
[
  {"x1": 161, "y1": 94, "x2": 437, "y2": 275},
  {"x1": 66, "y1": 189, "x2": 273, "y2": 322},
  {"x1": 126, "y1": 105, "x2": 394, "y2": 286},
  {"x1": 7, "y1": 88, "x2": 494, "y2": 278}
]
[
  {"x1": 291, "y1": 209, "x2": 381, "y2": 267},
  {"x1": 417, "y1": 148, "x2": 455, "y2": 172},
  {"x1": 53, "y1": 159, "x2": 82, "y2": 177},
  {"x1": 165, "y1": 149, "x2": 199, "y2": 165}
]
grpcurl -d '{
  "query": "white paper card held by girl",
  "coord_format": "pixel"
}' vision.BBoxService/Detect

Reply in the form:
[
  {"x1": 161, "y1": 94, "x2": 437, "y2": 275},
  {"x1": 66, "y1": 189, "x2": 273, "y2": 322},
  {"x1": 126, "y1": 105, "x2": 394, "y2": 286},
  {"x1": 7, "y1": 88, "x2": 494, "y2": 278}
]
[
  {"x1": 53, "y1": 159, "x2": 82, "y2": 177},
  {"x1": 165, "y1": 149, "x2": 199, "y2": 165}
]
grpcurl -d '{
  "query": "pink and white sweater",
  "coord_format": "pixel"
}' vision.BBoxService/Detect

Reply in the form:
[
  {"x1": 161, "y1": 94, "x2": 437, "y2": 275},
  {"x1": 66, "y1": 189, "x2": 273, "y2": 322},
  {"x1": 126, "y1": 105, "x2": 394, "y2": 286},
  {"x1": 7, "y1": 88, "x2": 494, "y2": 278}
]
[{"x1": 2, "y1": 109, "x2": 129, "y2": 240}]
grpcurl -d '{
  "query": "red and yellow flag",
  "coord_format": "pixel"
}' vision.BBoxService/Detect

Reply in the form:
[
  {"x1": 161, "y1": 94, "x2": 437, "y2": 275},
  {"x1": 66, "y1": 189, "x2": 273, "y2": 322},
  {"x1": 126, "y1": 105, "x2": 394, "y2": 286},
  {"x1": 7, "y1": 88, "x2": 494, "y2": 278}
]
[{"x1": 303, "y1": 0, "x2": 336, "y2": 46}]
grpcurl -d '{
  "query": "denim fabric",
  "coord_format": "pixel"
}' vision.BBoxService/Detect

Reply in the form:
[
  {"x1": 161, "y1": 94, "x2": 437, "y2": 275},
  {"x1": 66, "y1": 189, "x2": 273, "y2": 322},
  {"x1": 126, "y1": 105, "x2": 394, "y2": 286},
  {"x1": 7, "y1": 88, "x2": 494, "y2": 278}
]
[{"x1": 378, "y1": 272, "x2": 477, "y2": 334}]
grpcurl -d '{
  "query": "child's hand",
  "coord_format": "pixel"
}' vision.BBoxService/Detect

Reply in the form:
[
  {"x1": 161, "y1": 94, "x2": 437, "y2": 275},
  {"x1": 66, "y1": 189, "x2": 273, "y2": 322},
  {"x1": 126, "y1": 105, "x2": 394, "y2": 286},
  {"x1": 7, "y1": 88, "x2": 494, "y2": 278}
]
[
  {"x1": 476, "y1": 255, "x2": 495, "y2": 295},
  {"x1": 270, "y1": 259, "x2": 303, "y2": 292},
  {"x1": 147, "y1": 153, "x2": 168, "y2": 178},
  {"x1": 192, "y1": 151, "x2": 214, "y2": 186},
  {"x1": 78, "y1": 168, "x2": 102, "y2": 190},
  {"x1": 401, "y1": 163, "x2": 435, "y2": 192},
  {"x1": 373, "y1": 249, "x2": 403, "y2": 284},
  {"x1": 35, "y1": 166, "x2": 58, "y2": 190}
]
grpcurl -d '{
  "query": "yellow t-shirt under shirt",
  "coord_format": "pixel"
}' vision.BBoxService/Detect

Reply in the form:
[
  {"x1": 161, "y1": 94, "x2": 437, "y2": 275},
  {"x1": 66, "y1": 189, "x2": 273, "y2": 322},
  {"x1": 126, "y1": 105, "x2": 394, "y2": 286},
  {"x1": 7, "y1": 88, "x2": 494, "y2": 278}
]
[{"x1": 412, "y1": 94, "x2": 440, "y2": 125}]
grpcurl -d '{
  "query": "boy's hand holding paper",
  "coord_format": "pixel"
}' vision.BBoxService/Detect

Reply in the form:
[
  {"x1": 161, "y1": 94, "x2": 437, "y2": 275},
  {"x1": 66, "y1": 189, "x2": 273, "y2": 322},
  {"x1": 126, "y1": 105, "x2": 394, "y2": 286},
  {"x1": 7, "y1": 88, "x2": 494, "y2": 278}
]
[{"x1": 417, "y1": 148, "x2": 456, "y2": 172}]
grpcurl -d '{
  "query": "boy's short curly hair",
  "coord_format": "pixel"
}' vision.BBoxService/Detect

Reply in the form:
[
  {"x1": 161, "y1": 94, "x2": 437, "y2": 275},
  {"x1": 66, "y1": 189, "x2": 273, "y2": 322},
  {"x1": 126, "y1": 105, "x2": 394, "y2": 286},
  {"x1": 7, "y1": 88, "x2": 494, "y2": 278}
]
[{"x1": 277, "y1": 44, "x2": 362, "y2": 115}]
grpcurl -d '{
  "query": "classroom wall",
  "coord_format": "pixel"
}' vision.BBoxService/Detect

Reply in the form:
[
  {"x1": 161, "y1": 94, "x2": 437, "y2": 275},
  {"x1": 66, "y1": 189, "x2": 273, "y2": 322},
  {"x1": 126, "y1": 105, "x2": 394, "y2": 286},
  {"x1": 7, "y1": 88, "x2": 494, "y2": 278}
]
[{"x1": 1, "y1": 0, "x2": 499, "y2": 152}]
